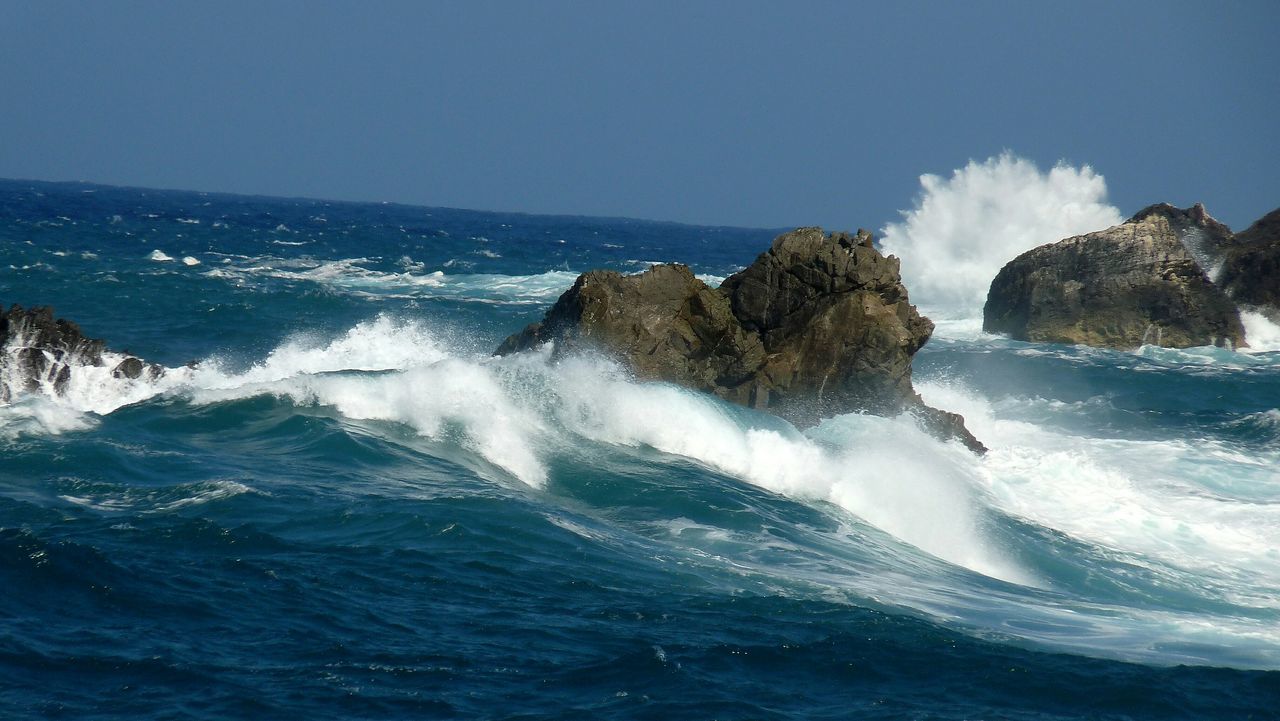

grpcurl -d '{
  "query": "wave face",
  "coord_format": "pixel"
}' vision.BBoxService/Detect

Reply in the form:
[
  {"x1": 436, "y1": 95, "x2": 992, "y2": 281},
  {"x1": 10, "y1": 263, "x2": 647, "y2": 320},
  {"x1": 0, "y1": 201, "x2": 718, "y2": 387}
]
[{"x1": 3, "y1": 178, "x2": 1280, "y2": 720}]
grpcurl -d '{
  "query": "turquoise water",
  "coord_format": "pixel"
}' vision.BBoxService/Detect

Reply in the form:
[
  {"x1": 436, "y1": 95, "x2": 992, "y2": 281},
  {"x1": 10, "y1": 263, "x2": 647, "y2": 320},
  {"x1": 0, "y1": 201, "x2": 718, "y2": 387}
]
[{"x1": 2, "y1": 179, "x2": 1279, "y2": 719}]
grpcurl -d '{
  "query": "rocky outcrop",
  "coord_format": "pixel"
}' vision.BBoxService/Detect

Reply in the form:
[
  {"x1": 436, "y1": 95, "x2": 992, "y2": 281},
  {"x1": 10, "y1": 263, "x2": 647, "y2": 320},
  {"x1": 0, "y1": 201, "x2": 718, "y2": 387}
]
[
  {"x1": 0, "y1": 304, "x2": 161, "y2": 403},
  {"x1": 983, "y1": 204, "x2": 1246, "y2": 349},
  {"x1": 498, "y1": 228, "x2": 986, "y2": 453},
  {"x1": 1218, "y1": 208, "x2": 1280, "y2": 316}
]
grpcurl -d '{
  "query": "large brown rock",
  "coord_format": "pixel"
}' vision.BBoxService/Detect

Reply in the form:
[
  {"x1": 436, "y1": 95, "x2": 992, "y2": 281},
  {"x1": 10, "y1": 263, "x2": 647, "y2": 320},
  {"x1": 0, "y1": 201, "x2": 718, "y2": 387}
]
[
  {"x1": 983, "y1": 204, "x2": 1246, "y2": 350},
  {"x1": 497, "y1": 228, "x2": 985, "y2": 453}
]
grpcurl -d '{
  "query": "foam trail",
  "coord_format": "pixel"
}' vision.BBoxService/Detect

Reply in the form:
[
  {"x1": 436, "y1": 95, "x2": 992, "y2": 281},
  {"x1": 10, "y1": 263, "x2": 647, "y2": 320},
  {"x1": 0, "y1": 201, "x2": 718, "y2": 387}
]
[
  {"x1": 880, "y1": 152, "x2": 1123, "y2": 321},
  {"x1": 206, "y1": 256, "x2": 580, "y2": 304}
]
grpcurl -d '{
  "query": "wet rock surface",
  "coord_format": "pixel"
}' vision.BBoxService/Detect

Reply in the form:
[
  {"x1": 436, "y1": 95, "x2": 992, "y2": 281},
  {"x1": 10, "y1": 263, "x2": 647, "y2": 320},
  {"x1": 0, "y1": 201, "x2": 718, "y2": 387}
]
[
  {"x1": 983, "y1": 204, "x2": 1246, "y2": 350},
  {"x1": 1218, "y1": 208, "x2": 1280, "y2": 317},
  {"x1": 499, "y1": 228, "x2": 986, "y2": 453},
  {"x1": 1, "y1": 304, "x2": 160, "y2": 403}
]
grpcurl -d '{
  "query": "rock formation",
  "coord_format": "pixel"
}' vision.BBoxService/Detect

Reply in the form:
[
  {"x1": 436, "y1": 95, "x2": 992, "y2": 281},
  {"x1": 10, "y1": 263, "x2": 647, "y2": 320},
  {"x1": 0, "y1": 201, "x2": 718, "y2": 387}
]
[
  {"x1": 0, "y1": 304, "x2": 161, "y2": 403},
  {"x1": 1218, "y1": 208, "x2": 1280, "y2": 317},
  {"x1": 983, "y1": 204, "x2": 1246, "y2": 349},
  {"x1": 498, "y1": 228, "x2": 986, "y2": 453}
]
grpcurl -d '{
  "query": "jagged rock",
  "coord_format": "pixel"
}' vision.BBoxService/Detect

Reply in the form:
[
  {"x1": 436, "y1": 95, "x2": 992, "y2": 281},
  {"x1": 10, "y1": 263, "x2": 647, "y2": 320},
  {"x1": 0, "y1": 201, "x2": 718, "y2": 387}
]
[
  {"x1": 1, "y1": 304, "x2": 161, "y2": 403},
  {"x1": 1218, "y1": 208, "x2": 1280, "y2": 316},
  {"x1": 983, "y1": 204, "x2": 1246, "y2": 350},
  {"x1": 1, "y1": 304, "x2": 107, "y2": 401},
  {"x1": 498, "y1": 228, "x2": 986, "y2": 453},
  {"x1": 496, "y1": 264, "x2": 766, "y2": 394}
]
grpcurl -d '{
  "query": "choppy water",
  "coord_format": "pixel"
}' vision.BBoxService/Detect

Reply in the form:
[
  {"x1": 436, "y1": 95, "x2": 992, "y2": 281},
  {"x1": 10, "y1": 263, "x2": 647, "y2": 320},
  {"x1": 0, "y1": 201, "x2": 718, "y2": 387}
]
[{"x1": 2, "y1": 179, "x2": 1279, "y2": 719}]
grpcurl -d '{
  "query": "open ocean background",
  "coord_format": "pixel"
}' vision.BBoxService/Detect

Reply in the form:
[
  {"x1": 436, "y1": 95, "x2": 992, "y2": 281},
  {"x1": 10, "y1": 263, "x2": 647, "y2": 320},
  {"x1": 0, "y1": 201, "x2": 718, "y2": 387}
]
[{"x1": 2, "y1": 178, "x2": 1279, "y2": 719}]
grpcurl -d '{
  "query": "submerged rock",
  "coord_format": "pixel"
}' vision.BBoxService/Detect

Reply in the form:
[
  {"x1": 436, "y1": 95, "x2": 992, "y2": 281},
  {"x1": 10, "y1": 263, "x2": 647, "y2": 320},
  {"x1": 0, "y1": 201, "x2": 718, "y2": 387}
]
[
  {"x1": 0, "y1": 304, "x2": 160, "y2": 403},
  {"x1": 983, "y1": 204, "x2": 1246, "y2": 350},
  {"x1": 497, "y1": 228, "x2": 986, "y2": 453},
  {"x1": 111, "y1": 355, "x2": 163, "y2": 381}
]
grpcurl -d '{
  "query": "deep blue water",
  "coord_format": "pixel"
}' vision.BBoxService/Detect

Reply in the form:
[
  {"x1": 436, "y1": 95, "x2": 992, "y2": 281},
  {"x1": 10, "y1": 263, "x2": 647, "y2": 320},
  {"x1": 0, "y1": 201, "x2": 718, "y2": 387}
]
[{"x1": 3, "y1": 179, "x2": 1279, "y2": 719}]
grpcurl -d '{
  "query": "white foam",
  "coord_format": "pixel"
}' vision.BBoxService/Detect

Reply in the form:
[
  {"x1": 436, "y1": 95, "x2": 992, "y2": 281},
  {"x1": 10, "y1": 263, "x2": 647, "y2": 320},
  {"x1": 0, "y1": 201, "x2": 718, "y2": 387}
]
[
  {"x1": 53, "y1": 351, "x2": 192, "y2": 415},
  {"x1": 256, "y1": 361, "x2": 549, "y2": 488},
  {"x1": 0, "y1": 315, "x2": 447, "y2": 433},
  {"x1": 182, "y1": 321, "x2": 540, "y2": 489},
  {"x1": 194, "y1": 315, "x2": 449, "y2": 389},
  {"x1": 538, "y1": 355, "x2": 1030, "y2": 584},
  {"x1": 148, "y1": 249, "x2": 174, "y2": 262},
  {"x1": 19, "y1": 315, "x2": 1023, "y2": 580},
  {"x1": 880, "y1": 152, "x2": 1123, "y2": 320},
  {"x1": 1241, "y1": 309, "x2": 1280, "y2": 352},
  {"x1": 204, "y1": 255, "x2": 578, "y2": 304},
  {"x1": 182, "y1": 256, "x2": 201, "y2": 266},
  {"x1": 57, "y1": 479, "x2": 252, "y2": 513},
  {"x1": 0, "y1": 398, "x2": 97, "y2": 438},
  {"x1": 5, "y1": 309, "x2": 1280, "y2": 664},
  {"x1": 916, "y1": 379, "x2": 1280, "y2": 603}
]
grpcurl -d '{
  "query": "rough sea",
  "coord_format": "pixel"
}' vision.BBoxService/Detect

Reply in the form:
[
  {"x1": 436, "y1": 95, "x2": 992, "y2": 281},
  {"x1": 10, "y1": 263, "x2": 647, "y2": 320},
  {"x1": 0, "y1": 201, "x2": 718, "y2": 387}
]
[{"x1": 2, "y1": 178, "x2": 1279, "y2": 720}]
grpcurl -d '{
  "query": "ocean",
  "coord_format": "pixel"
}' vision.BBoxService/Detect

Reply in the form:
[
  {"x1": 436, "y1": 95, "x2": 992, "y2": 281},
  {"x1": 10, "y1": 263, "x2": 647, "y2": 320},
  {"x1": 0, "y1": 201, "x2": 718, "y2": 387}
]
[{"x1": 2, "y1": 178, "x2": 1279, "y2": 719}]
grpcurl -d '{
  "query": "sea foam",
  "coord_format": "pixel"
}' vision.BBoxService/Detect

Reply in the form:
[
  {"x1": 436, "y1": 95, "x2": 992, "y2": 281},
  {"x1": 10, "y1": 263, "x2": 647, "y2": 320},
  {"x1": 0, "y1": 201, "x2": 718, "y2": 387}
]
[
  {"x1": 917, "y1": 378, "x2": 1280, "y2": 603},
  {"x1": 1240, "y1": 309, "x2": 1280, "y2": 352}
]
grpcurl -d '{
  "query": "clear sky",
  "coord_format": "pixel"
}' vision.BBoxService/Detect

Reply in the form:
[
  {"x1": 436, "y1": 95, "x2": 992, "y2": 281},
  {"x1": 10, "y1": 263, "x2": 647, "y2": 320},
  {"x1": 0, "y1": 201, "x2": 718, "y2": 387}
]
[{"x1": 2, "y1": 1, "x2": 1276, "y2": 230}]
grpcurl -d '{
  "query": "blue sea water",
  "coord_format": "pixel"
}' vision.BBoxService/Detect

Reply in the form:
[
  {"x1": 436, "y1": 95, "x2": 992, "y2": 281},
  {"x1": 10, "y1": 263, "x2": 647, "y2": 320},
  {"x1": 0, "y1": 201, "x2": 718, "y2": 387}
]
[{"x1": 2, "y1": 178, "x2": 1279, "y2": 719}]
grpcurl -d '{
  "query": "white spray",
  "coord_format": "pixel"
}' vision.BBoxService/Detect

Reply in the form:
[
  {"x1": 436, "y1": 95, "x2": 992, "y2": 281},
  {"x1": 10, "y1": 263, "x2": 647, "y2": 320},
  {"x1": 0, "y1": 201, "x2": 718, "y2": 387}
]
[{"x1": 880, "y1": 152, "x2": 1123, "y2": 321}]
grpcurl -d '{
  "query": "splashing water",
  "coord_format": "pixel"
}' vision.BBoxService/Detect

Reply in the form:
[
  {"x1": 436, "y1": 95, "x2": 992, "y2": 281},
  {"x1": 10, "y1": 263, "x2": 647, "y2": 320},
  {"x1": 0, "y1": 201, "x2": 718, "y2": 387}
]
[{"x1": 880, "y1": 152, "x2": 1123, "y2": 320}]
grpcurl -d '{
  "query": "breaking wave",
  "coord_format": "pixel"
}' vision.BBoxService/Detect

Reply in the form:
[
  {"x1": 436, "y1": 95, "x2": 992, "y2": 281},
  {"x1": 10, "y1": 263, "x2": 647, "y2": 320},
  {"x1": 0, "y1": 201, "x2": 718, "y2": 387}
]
[
  {"x1": 5, "y1": 314, "x2": 1280, "y2": 667},
  {"x1": 0, "y1": 315, "x2": 1020, "y2": 582}
]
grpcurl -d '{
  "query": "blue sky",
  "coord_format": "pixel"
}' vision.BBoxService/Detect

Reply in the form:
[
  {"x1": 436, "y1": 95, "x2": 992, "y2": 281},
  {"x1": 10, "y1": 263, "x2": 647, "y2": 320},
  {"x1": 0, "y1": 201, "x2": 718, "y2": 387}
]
[{"x1": 1, "y1": 1, "x2": 1276, "y2": 230}]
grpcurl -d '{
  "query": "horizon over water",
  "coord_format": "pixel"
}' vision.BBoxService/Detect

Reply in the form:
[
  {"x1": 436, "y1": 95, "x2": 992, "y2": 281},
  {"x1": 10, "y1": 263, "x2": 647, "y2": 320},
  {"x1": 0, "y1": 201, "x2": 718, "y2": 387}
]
[{"x1": 2, "y1": 166, "x2": 1279, "y2": 719}]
